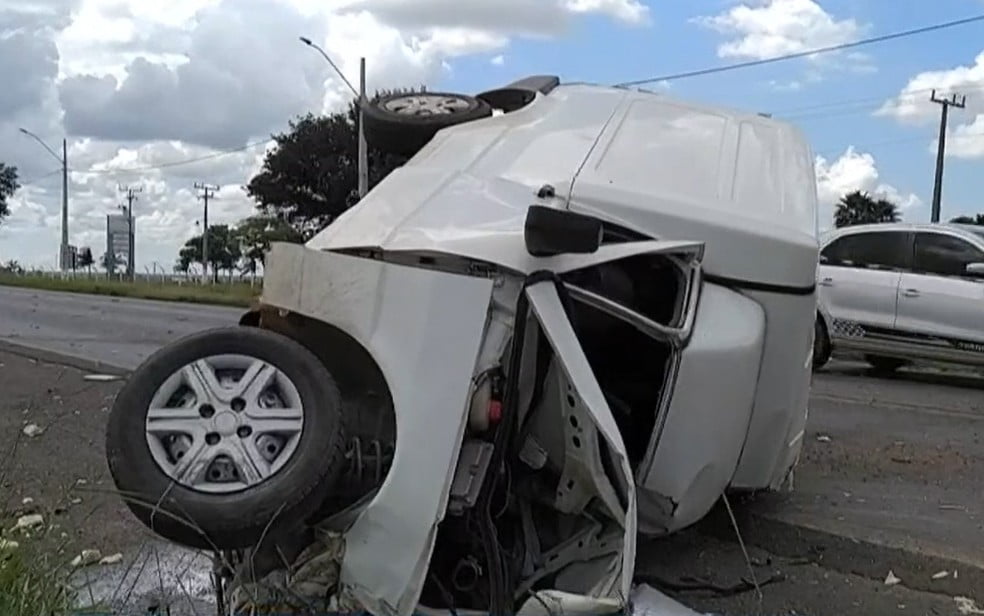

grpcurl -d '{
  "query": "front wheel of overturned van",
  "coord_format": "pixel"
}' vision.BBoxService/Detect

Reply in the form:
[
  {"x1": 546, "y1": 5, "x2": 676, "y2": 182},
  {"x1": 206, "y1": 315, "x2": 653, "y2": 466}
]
[{"x1": 105, "y1": 327, "x2": 348, "y2": 550}]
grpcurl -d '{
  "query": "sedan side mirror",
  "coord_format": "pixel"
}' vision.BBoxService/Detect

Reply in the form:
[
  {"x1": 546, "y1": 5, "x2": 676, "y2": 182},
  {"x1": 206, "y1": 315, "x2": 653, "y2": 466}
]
[{"x1": 965, "y1": 262, "x2": 984, "y2": 277}]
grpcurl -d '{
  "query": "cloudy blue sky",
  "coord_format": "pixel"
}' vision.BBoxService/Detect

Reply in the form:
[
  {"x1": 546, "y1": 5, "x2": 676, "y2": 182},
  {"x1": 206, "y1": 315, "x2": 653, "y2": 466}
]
[{"x1": 3, "y1": 0, "x2": 984, "y2": 271}]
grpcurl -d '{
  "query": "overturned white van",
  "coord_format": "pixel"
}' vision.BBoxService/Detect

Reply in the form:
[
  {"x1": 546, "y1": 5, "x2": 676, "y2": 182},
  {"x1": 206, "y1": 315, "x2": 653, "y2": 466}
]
[{"x1": 105, "y1": 76, "x2": 820, "y2": 615}]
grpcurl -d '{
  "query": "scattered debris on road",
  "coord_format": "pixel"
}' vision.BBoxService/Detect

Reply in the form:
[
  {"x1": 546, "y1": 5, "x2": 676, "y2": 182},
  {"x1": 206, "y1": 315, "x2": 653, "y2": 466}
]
[
  {"x1": 12, "y1": 513, "x2": 44, "y2": 531},
  {"x1": 816, "y1": 435, "x2": 831, "y2": 443},
  {"x1": 932, "y1": 570, "x2": 950, "y2": 580},
  {"x1": 22, "y1": 422, "x2": 44, "y2": 437},
  {"x1": 956, "y1": 596, "x2": 984, "y2": 615},
  {"x1": 99, "y1": 552, "x2": 124, "y2": 565},
  {"x1": 70, "y1": 549, "x2": 102, "y2": 567},
  {"x1": 884, "y1": 570, "x2": 901, "y2": 586},
  {"x1": 83, "y1": 373, "x2": 122, "y2": 382},
  {"x1": 940, "y1": 504, "x2": 967, "y2": 511}
]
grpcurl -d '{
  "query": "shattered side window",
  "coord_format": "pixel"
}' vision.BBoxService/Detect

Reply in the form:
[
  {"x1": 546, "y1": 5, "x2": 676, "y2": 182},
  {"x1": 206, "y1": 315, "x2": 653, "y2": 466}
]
[{"x1": 560, "y1": 254, "x2": 686, "y2": 468}]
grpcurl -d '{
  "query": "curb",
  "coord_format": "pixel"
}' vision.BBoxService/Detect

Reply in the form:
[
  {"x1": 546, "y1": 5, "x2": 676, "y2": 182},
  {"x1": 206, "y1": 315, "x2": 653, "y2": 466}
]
[
  {"x1": 697, "y1": 501, "x2": 984, "y2": 601},
  {"x1": 0, "y1": 340, "x2": 132, "y2": 376}
]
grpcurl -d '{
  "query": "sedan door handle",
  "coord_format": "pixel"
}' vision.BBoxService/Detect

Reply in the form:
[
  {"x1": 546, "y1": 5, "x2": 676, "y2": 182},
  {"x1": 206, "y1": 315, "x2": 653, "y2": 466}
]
[
  {"x1": 819, "y1": 277, "x2": 834, "y2": 287},
  {"x1": 902, "y1": 288, "x2": 920, "y2": 298}
]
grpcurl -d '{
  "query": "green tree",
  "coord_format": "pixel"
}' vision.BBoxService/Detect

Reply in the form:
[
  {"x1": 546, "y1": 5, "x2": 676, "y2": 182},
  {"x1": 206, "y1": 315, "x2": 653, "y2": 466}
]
[
  {"x1": 246, "y1": 90, "x2": 419, "y2": 239},
  {"x1": 77, "y1": 247, "x2": 94, "y2": 273},
  {"x1": 950, "y1": 213, "x2": 984, "y2": 225},
  {"x1": 177, "y1": 225, "x2": 242, "y2": 281},
  {"x1": 0, "y1": 260, "x2": 24, "y2": 275},
  {"x1": 0, "y1": 163, "x2": 20, "y2": 226},
  {"x1": 101, "y1": 252, "x2": 119, "y2": 274},
  {"x1": 236, "y1": 214, "x2": 303, "y2": 274},
  {"x1": 834, "y1": 190, "x2": 901, "y2": 228}
]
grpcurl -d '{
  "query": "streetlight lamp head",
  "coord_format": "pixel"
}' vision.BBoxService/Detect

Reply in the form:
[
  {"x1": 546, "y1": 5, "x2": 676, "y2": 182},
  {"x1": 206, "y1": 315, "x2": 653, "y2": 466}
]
[{"x1": 299, "y1": 36, "x2": 313, "y2": 45}]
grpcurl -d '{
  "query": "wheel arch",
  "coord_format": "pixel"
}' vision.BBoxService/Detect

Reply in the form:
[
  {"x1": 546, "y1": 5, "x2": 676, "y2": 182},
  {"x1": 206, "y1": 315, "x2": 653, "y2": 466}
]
[
  {"x1": 239, "y1": 308, "x2": 261, "y2": 327},
  {"x1": 816, "y1": 307, "x2": 829, "y2": 332},
  {"x1": 246, "y1": 306, "x2": 396, "y2": 444}
]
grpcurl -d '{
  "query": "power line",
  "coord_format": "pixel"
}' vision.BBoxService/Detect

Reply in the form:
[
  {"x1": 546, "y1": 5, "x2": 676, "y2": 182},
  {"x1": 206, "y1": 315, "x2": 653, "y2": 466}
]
[
  {"x1": 777, "y1": 85, "x2": 984, "y2": 123},
  {"x1": 617, "y1": 12, "x2": 984, "y2": 87},
  {"x1": 72, "y1": 139, "x2": 273, "y2": 176},
  {"x1": 772, "y1": 82, "x2": 984, "y2": 116},
  {"x1": 20, "y1": 168, "x2": 62, "y2": 185},
  {"x1": 815, "y1": 126, "x2": 984, "y2": 159}
]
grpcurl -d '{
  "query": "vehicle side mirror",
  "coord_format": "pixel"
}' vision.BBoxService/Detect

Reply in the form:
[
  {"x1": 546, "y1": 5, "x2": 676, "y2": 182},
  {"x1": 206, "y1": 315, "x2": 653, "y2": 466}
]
[
  {"x1": 965, "y1": 262, "x2": 984, "y2": 277},
  {"x1": 524, "y1": 205, "x2": 602, "y2": 257}
]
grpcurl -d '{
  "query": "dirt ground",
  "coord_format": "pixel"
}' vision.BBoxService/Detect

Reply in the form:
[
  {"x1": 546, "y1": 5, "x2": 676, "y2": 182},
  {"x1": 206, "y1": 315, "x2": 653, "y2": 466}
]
[
  {"x1": 0, "y1": 348, "x2": 215, "y2": 614},
  {"x1": 2, "y1": 347, "x2": 982, "y2": 616},
  {"x1": 0, "y1": 350, "x2": 137, "y2": 556}
]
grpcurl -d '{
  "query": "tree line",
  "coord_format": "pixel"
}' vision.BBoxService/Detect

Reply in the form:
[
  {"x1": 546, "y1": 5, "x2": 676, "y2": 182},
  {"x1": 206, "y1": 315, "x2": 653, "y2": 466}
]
[
  {"x1": 834, "y1": 190, "x2": 984, "y2": 228},
  {"x1": 172, "y1": 215, "x2": 302, "y2": 281},
  {"x1": 173, "y1": 93, "x2": 412, "y2": 277}
]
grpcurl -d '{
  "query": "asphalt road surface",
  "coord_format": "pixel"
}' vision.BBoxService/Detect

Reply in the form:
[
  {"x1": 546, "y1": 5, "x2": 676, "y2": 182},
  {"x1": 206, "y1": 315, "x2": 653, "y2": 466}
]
[
  {"x1": 1, "y1": 285, "x2": 981, "y2": 614},
  {"x1": 0, "y1": 285, "x2": 242, "y2": 369}
]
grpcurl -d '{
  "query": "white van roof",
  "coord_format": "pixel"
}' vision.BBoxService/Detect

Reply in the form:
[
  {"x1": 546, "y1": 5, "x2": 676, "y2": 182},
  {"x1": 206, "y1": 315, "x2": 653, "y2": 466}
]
[{"x1": 308, "y1": 82, "x2": 819, "y2": 286}]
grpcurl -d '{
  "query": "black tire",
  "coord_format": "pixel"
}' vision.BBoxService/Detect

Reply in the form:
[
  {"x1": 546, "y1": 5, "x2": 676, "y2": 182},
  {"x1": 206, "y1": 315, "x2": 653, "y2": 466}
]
[
  {"x1": 105, "y1": 326, "x2": 347, "y2": 550},
  {"x1": 865, "y1": 355, "x2": 908, "y2": 374},
  {"x1": 813, "y1": 317, "x2": 831, "y2": 370},
  {"x1": 363, "y1": 91, "x2": 492, "y2": 156}
]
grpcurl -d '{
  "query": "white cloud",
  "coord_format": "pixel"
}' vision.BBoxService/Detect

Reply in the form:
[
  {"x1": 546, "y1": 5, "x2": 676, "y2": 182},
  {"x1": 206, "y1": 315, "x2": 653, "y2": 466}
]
[
  {"x1": 876, "y1": 50, "x2": 984, "y2": 158},
  {"x1": 875, "y1": 51, "x2": 984, "y2": 125},
  {"x1": 343, "y1": 0, "x2": 649, "y2": 33},
  {"x1": 694, "y1": 0, "x2": 869, "y2": 78},
  {"x1": 0, "y1": 0, "x2": 652, "y2": 270},
  {"x1": 940, "y1": 114, "x2": 984, "y2": 159},
  {"x1": 814, "y1": 146, "x2": 921, "y2": 229},
  {"x1": 563, "y1": 0, "x2": 649, "y2": 25},
  {"x1": 491, "y1": 54, "x2": 505, "y2": 66}
]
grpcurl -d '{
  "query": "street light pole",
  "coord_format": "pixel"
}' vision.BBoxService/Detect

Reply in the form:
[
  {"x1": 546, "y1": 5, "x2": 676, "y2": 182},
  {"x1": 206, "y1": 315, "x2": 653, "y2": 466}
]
[
  {"x1": 358, "y1": 57, "x2": 368, "y2": 198},
  {"x1": 299, "y1": 37, "x2": 368, "y2": 199},
  {"x1": 61, "y1": 139, "x2": 68, "y2": 261},
  {"x1": 19, "y1": 128, "x2": 69, "y2": 269}
]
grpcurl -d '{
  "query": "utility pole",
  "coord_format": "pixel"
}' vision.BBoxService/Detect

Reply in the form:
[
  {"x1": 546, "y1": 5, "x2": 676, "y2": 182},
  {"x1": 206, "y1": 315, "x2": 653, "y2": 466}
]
[
  {"x1": 194, "y1": 182, "x2": 219, "y2": 284},
  {"x1": 929, "y1": 89, "x2": 966, "y2": 223},
  {"x1": 118, "y1": 185, "x2": 142, "y2": 280}
]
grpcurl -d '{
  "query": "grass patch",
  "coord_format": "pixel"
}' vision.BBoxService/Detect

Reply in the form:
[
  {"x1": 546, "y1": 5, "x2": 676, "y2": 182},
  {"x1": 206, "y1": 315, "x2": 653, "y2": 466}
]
[
  {"x1": 0, "y1": 528, "x2": 78, "y2": 616},
  {"x1": 0, "y1": 274, "x2": 259, "y2": 308}
]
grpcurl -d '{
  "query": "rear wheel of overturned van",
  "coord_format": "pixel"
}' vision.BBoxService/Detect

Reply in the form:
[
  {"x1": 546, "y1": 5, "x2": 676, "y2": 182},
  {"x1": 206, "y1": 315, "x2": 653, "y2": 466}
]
[{"x1": 363, "y1": 91, "x2": 492, "y2": 156}]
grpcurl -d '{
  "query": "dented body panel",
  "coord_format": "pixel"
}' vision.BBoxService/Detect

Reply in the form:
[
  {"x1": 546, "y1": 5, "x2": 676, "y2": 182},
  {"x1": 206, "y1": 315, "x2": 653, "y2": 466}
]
[
  {"x1": 248, "y1": 78, "x2": 819, "y2": 614},
  {"x1": 634, "y1": 283, "x2": 765, "y2": 534},
  {"x1": 263, "y1": 245, "x2": 494, "y2": 614}
]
